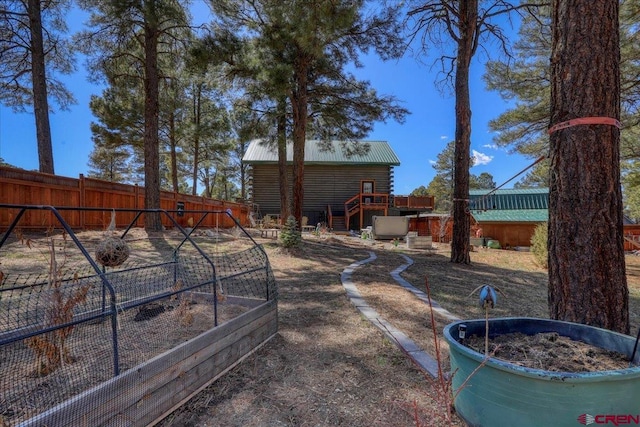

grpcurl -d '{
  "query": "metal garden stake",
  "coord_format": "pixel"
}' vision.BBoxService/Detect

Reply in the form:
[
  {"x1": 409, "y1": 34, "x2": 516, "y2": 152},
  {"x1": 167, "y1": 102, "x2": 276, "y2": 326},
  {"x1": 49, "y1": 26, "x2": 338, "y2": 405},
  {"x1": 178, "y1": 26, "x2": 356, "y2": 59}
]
[{"x1": 470, "y1": 284, "x2": 500, "y2": 357}]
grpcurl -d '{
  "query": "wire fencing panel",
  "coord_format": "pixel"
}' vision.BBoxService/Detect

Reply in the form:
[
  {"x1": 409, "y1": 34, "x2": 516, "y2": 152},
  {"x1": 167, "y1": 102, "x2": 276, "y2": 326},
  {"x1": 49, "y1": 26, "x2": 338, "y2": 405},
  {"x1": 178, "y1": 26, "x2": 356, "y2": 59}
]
[
  {"x1": 213, "y1": 244, "x2": 278, "y2": 301},
  {"x1": 0, "y1": 219, "x2": 275, "y2": 426},
  {"x1": 0, "y1": 266, "x2": 116, "y2": 424}
]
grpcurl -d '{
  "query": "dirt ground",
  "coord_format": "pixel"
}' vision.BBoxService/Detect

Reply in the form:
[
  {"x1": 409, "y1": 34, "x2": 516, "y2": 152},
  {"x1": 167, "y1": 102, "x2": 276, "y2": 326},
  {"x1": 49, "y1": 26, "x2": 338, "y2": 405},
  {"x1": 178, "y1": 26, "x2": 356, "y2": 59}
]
[
  {"x1": 2, "y1": 229, "x2": 640, "y2": 427},
  {"x1": 157, "y1": 235, "x2": 464, "y2": 427},
  {"x1": 155, "y1": 232, "x2": 640, "y2": 427}
]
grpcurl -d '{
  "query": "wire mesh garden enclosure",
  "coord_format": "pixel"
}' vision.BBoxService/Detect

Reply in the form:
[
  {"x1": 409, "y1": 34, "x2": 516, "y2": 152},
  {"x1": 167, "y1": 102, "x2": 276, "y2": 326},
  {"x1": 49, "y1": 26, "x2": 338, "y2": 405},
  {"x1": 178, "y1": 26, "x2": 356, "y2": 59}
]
[{"x1": 0, "y1": 205, "x2": 278, "y2": 426}]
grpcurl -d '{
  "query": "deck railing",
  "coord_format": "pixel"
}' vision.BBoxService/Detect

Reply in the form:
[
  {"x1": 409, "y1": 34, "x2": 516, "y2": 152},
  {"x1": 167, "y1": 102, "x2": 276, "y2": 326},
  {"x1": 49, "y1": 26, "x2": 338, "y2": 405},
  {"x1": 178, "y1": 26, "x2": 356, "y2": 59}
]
[
  {"x1": 344, "y1": 193, "x2": 390, "y2": 230},
  {"x1": 393, "y1": 195, "x2": 435, "y2": 210}
]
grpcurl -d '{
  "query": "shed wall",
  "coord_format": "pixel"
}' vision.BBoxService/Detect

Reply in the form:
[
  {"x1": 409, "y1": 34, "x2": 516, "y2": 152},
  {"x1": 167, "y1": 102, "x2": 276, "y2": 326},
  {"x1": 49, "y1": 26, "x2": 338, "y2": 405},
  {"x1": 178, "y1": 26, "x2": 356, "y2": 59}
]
[
  {"x1": 476, "y1": 222, "x2": 541, "y2": 248},
  {"x1": 480, "y1": 222, "x2": 640, "y2": 251}
]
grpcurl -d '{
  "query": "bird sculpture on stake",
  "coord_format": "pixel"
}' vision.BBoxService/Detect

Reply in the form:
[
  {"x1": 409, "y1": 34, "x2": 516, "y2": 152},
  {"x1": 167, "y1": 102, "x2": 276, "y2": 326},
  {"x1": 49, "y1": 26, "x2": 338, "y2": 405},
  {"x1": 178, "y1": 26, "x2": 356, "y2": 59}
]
[{"x1": 469, "y1": 284, "x2": 503, "y2": 357}]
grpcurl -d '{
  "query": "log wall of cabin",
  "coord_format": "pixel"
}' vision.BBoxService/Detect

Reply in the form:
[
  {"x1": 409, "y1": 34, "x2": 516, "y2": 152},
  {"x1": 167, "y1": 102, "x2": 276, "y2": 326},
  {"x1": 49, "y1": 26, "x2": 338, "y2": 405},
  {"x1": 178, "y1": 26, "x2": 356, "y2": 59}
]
[{"x1": 248, "y1": 164, "x2": 393, "y2": 223}]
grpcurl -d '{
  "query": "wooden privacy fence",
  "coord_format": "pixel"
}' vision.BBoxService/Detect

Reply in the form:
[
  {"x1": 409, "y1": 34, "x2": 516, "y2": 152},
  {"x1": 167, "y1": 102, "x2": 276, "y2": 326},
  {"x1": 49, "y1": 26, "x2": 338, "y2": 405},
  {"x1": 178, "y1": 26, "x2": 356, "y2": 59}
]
[{"x1": 0, "y1": 166, "x2": 250, "y2": 230}]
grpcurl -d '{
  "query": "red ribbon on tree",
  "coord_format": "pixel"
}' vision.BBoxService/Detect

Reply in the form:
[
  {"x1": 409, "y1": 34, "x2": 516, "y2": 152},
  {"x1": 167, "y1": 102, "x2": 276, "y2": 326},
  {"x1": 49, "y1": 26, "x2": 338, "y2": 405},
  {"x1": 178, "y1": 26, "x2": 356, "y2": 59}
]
[{"x1": 547, "y1": 116, "x2": 622, "y2": 134}]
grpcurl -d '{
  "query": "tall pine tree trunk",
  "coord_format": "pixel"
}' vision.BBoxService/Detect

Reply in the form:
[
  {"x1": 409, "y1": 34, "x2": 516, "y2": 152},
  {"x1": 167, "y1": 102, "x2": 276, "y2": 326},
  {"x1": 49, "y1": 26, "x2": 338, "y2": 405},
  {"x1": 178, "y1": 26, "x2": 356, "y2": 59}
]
[
  {"x1": 192, "y1": 83, "x2": 201, "y2": 195},
  {"x1": 239, "y1": 140, "x2": 248, "y2": 201},
  {"x1": 450, "y1": 0, "x2": 477, "y2": 264},
  {"x1": 548, "y1": 0, "x2": 628, "y2": 333},
  {"x1": 169, "y1": 110, "x2": 179, "y2": 193},
  {"x1": 291, "y1": 55, "x2": 309, "y2": 226},
  {"x1": 27, "y1": 0, "x2": 54, "y2": 174},
  {"x1": 203, "y1": 169, "x2": 211, "y2": 198},
  {"x1": 143, "y1": 2, "x2": 162, "y2": 230},
  {"x1": 277, "y1": 97, "x2": 290, "y2": 221}
]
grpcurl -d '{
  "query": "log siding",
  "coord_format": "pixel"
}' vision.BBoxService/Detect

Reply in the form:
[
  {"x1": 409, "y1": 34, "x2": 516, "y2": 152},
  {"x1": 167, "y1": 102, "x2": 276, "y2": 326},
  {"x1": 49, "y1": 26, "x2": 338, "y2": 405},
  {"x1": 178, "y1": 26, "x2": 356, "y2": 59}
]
[{"x1": 249, "y1": 164, "x2": 393, "y2": 224}]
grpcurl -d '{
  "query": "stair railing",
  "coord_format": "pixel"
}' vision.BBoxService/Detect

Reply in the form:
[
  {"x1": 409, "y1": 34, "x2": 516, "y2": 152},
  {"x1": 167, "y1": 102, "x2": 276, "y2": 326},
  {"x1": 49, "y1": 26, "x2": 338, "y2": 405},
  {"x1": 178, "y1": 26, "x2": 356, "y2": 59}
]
[{"x1": 344, "y1": 194, "x2": 360, "y2": 228}]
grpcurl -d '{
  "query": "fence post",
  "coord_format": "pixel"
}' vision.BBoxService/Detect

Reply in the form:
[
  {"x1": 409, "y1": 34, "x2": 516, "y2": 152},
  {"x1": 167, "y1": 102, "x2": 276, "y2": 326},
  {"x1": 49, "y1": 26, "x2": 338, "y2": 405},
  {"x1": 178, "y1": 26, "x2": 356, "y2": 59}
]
[{"x1": 79, "y1": 174, "x2": 86, "y2": 229}]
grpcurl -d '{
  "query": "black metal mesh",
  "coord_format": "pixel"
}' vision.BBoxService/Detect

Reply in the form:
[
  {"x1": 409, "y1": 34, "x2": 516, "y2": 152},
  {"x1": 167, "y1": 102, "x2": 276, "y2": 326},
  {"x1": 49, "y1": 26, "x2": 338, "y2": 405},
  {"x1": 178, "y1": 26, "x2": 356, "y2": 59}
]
[
  {"x1": 0, "y1": 209, "x2": 276, "y2": 426},
  {"x1": 213, "y1": 245, "x2": 278, "y2": 300}
]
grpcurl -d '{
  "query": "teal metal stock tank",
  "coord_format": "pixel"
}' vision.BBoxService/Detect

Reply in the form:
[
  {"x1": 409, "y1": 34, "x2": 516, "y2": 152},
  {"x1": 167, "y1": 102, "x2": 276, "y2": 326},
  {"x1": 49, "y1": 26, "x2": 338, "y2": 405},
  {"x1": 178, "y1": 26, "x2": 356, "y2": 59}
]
[{"x1": 443, "y1": 317, "x2": 640, "y2": 427}]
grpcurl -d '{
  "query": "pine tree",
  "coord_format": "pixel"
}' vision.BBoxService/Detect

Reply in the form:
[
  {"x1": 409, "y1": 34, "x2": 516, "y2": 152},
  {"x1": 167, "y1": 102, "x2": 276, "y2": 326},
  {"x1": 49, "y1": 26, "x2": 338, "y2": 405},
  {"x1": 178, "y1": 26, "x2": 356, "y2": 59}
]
[
  {"x1": 548, "y1": 0, "x2": 628, "y2": 333},
  {"x1": 425, "y1": 140, "x2": 496, "y2": 212},
  {"x1": 208, "y1": 0, "x2": 408, "y2": 226},
  {"x1": 77, "y1": 0, "x2": 190, "y2": 230},
  {"x1": 279, "y1": 215, "x2": 301, "y2": 249},
  {"x1": 0, "y1": 0, "x2": 76, "y2": 173},
  {"x1": 470, "y1": 173, "x2": 497, "y2": 190},
  {"x1": 407, "y1": 1, "x2": 542, "y2": 264},
  {"x1": 485, "y1": 2, "x2": 640, "y2": 186}
]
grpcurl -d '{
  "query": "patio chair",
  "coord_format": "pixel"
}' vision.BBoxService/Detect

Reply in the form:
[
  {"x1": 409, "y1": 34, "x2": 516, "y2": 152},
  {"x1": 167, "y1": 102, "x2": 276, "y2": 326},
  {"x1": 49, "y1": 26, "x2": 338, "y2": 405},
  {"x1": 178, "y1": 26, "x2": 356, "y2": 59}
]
[{"x1": 301, "y1": 216, "x2": 316, "y2": 232}]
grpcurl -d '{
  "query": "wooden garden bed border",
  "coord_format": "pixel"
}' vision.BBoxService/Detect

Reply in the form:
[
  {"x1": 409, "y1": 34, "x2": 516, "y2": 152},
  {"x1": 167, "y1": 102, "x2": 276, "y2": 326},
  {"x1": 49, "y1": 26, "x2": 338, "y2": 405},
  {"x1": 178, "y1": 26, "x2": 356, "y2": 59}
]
[{"x1": 20, "y1": 299, "x2": 278, "y2": 427}]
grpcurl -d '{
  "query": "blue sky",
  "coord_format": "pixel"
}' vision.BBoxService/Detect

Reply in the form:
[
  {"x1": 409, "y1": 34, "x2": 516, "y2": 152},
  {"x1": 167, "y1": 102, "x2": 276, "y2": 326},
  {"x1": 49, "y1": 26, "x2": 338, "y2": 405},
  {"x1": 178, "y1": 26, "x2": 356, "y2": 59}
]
[{"x1": 0, "y1": 2, "x2": 531, "y2": 196}]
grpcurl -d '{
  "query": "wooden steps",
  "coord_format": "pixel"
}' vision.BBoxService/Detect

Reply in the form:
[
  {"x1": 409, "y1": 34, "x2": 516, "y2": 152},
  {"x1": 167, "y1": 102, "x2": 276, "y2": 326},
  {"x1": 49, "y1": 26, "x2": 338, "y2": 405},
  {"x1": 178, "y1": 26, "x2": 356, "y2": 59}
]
[{"x1": 331, "y1": 216, "x2": 347, "y2": 232}]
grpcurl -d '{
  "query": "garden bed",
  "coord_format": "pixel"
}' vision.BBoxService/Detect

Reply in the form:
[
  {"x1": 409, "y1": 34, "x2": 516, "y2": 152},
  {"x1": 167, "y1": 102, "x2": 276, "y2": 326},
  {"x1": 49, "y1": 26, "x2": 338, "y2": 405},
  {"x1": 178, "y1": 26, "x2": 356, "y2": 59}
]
[
  {"x1": 0, "y1": 211, "x2": 278, "y2": 427},
  {"x1": 19, "y1": 298, "x2": 277, "y2": 427}
]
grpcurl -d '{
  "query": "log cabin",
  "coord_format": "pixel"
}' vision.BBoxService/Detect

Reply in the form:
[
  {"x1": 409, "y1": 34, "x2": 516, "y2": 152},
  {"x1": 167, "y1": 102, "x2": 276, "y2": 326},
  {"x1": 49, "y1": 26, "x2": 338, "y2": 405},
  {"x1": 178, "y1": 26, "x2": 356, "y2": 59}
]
[{"x1": 242, "y1": 139, "x2": 434, "y2": 232}]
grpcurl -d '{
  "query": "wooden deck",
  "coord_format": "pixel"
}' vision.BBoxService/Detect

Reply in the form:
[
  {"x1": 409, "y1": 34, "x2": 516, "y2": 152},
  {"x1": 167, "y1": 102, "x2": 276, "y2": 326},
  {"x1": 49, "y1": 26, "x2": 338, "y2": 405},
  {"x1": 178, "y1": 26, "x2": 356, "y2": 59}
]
[
  {"x1": 393, "y1": 195, "x2": 435, "y2": 210},
  {"x1": 342, "y1": 193, "x2": 435, "y2": 231}
]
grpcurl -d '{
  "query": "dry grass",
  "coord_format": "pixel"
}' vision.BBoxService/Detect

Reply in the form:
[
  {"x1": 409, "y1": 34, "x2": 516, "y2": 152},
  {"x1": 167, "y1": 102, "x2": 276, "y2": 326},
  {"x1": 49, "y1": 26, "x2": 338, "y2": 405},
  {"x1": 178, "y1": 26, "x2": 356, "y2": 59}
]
[
  {"x1": 158, "y1": 237, "x2": 464, "y2": 427},
  {"x1": 158, "y1": 234, "x2": 640, "y2": 426},
  {"x1": 3, "y1": 229, "x2": 639, "y2": 426}
]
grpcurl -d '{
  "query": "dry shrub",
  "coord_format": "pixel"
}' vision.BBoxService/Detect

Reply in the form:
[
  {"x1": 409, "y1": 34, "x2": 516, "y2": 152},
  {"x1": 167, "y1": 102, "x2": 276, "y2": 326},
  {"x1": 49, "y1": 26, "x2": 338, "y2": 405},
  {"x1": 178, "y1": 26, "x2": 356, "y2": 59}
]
[
  {"x1": 25, "y1": 235, "x2": 91, "y2": 377},
  {"x1": 27, "y1": 271, "x2": 89, "y2": 374},
  {"x1": 171, "y1": 279, "x2": 194, "y2": 326},
  {"x1": 176, "y1": 299, "x2": 194, "y2": 327}
]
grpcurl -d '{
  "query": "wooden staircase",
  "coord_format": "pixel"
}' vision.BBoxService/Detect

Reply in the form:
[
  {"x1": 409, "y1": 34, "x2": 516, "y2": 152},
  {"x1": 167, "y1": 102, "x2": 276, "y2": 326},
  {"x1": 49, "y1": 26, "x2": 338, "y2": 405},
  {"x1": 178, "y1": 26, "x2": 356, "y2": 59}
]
[
  {"x1": 343, "y1": 192, "x2": 389, "y2": 231},
  {"x1": 326, "y1": 204, "x2": 348, "y2": 233},
  {"x1": 331, "y1": 216, "x2": 347, "y2": 232}
]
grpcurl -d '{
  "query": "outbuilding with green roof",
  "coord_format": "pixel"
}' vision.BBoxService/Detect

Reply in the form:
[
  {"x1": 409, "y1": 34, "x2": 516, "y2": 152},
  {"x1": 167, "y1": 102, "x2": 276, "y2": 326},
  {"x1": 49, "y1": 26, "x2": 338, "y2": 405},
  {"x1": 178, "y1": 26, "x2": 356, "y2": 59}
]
[{"x1": 469, "y1": 188, "x2": 549, "y2": 249}]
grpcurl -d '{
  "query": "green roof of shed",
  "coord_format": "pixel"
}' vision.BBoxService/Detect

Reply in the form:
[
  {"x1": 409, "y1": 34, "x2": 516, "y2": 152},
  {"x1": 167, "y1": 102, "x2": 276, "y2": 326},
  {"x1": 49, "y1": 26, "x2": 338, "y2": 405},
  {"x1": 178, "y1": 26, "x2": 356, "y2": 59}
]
[
  {"x1": 469, "y1": 188, "x2": 549, "y2": 223},
  {"x1": 472, "y1": 209, "x2": 548, "y2": 222},
  {"x1": 242, "y1": 139, "x2": 400, "y2": 166}
]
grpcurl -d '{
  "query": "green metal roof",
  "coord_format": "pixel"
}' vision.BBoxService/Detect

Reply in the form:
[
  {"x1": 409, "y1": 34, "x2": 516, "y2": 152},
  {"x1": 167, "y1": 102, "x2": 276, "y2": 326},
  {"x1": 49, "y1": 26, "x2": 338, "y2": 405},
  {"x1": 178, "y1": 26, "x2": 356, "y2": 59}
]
[
  {"x1": 242, "y1": 139, "x2": 401, "y2": 166},
  {"x1": 472, "y1": 209, "x2": 548, "y2": 223},
  {"x1": 469, "y1": 188, "x2": 549, "y2": 223}
]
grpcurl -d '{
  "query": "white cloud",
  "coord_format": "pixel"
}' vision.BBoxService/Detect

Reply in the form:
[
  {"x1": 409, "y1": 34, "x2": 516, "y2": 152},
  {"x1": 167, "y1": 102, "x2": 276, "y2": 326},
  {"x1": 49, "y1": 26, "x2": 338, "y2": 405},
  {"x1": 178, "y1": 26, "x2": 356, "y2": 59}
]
[
  {"x1": 472, "y1": 150, "x2": 493, "y2": 166},
  {"x1": 440, "y1": 135, "x2": 448, "y2": 140},
  {"x1": 429, "y1": 159, "x2": 436, "y2": 165},
  {"x1": 483, "y1": 143, "x2": 498, "y2": 150}
]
